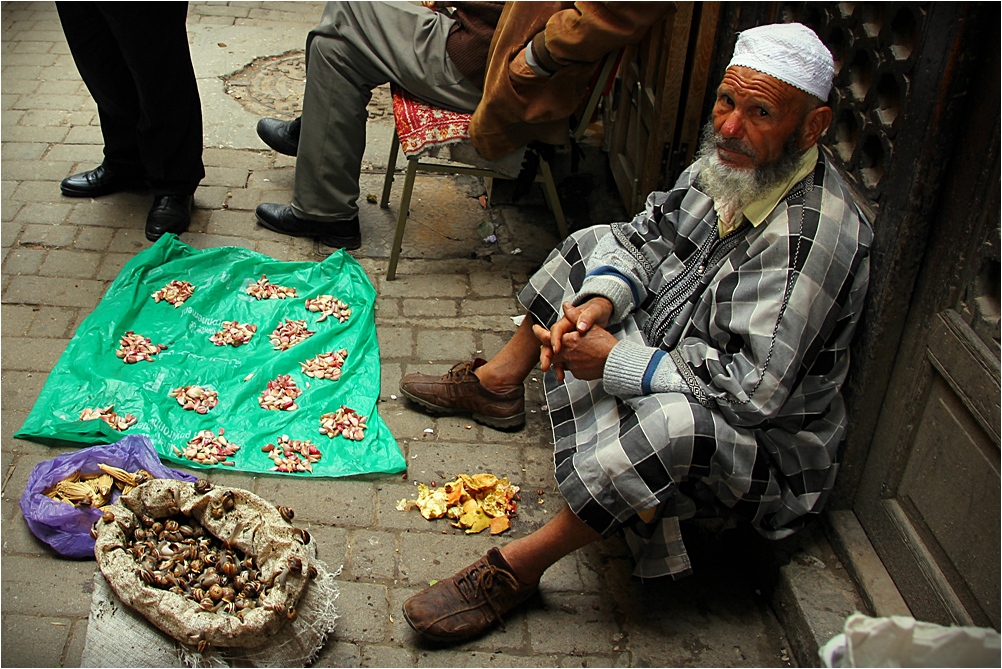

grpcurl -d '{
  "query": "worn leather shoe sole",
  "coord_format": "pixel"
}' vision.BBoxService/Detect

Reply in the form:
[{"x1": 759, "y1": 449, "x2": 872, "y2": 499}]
[
  {"x1": 399, "y1": 359, "x2": 525, "y2": 430},
  {"x1": 60, "y1": 164, "x2": 146, "y2": 198},
  {"x1": 256, "y1": 203, "x2": 361, "y2": 250},
  {"x1": 256, "y1": 117, "x2": 301, "y2": 156},
  {"x1": 403, "y1": 548, "x2": 537, "y2": 642},
  {"x1": 145, "y1": 194, "x2": 192, "y2": 242}
]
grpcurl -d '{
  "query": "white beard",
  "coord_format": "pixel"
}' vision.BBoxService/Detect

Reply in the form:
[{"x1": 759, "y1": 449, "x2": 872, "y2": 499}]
[{"x1": 693, "y1": 122, "x2": 806, "y2": 222}]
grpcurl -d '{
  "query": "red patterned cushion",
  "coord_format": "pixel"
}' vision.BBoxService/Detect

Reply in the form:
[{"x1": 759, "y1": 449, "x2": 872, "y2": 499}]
[{"x1": 391, "y1": 84, "x2": 471, "y2": 158}]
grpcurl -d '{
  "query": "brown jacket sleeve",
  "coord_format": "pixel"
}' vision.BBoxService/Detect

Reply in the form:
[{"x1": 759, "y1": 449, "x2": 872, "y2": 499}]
[{"x1": 470, "y1": 1, "x2": 673, "y2": 160}]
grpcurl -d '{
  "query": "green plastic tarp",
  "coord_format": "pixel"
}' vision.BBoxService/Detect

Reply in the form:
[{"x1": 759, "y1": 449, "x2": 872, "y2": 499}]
[{"x1": 15, "y1": 235, "x2": 406, "y2": 479}]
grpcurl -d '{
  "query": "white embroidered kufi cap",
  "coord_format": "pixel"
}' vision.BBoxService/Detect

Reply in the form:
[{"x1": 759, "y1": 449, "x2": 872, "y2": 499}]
[{"x1": 728, "y1": 23, "x2": 834, "y2": 101}]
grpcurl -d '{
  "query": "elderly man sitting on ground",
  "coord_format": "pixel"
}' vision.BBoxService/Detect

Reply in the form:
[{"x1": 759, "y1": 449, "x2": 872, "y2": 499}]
[{"x1": 399, "y1": 23, "x2": 873, "y2": 642}]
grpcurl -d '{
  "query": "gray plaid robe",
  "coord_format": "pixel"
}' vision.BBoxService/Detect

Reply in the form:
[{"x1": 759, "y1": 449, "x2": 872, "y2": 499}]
[{"x1": 518, "y1": 153, "x2": 872, "y2": 578}]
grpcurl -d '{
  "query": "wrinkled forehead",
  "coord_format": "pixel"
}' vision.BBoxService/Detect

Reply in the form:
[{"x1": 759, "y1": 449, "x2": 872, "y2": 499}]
[{"x1": 719, "y1": 65, "x2": 808, "y2": 110}]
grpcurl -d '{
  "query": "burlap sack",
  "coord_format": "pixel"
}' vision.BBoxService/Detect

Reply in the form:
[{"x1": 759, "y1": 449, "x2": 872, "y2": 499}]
[{"x1": 93, "y1": 479, "x2": 316, "y2": 650}]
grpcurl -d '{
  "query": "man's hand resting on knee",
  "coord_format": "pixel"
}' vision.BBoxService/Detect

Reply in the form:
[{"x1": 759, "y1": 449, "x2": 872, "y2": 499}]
[{"x1": 533, "y1": 298, "x2": 617, "y2": 382}]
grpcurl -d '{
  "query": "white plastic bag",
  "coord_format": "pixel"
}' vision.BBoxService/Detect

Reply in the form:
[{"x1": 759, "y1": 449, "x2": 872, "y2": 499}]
[{"x1": 820, "y1": 612, "x2": 1001, "y2": 668}]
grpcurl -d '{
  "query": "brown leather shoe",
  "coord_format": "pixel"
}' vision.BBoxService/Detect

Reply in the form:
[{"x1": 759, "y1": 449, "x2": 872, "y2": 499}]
[
  {"x1": 399, "y1": 359, "x2": 525, "y2": 430},
  {"x1": 403, "y1": 547, "x2": 537, "y2": 642}
]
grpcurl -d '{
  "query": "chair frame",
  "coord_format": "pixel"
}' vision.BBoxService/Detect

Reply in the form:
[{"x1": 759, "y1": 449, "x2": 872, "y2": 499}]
[{"x1": 379, "y1": 52, "x2": 620, "y2": 280}]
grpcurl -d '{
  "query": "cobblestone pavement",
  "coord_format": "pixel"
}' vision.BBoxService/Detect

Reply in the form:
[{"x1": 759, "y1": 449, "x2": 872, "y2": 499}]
[{"x1": 2, "y1": 3, "x2": 796, "y2": 667}]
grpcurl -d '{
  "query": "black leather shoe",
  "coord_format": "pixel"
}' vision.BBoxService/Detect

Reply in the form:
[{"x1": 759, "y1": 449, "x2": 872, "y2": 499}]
[
  {"x1": 60, "y1": 163, "x2": 146, "y2": 198},
  {"x1": 255, "y1": 203, "x2": 361, "y2": 250},
  {"x1": 146, "y1": 194, "x2": 193, "y2": 242},
  {"x1": 256, "y1": 117, "x2": 301, "y2": 156}
]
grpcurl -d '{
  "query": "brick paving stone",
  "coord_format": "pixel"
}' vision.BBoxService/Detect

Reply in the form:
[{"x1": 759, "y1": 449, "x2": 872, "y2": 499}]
[
  {"x1": 330, "y1": 580, "x2": 390, "y2": 644},
  {"x1": 225, "y1": 187, "x2": 271, "y2": 211},
  {"x1": 397, "y1": 531, "x2": 497, "y2": 586},
  {"x1": 380, "y1": 362, "x2": 402, "y2": 401},
  {"x1": 5, "y1": 275, "x2": 106, "y2": 308},
  {"x1": 253, "y1": 238, "x2": 296, "y2": 261},
  {"x1": 401, "y1": 297, "x2": 458, "y2": 318},
  {"x1": 469, "y1": 271, "x2": 514, "y2": 297},
  {"x1": 64, "y1": 124, "x2": 103, "y2": 143},
  {"x1": 1, "y1": 51, "x2": 57, "y2": 66},
  {"x1": 1, "y1": 554, "x2": 95, "y2": 617},
  {"x1": 3, "y1": 158, "x2": 74, "y2": 181},
  {"x1": 406, "y1": 440, "x2": 523, "y2": 485},
  {"x1": 1, "y1": 337, "x2": 70, "y2": 371},
  {"x1": 25, "y1": 305, "x2": 77, "y2": 338},
  {"x1": 373, "y1": 297, "x2": 400, "y2": 319},
  {"x1": 3, "y1": 246, "x2": 46, "y2": 274},
  {"x1": 414, "y1": 329, "x2": 477, "y2": 361},
  {"x1": 94, "y1": 251, "x2": 131, "y2": 281},
  {"x1": 526, "y1": 592, "x2": 619, "y2": 655},
  {"x1": 44, "y1": 142, "x2": 104, "y2": 162},
  {"x1": 38, "y1": 249, "x2": 101, "y2": 278},
  {"x1": 19, "y1": 222, "x2": 76, "y2": 246},
  {"x1": 192, "y1": 185, "x2": 228, "y2": 210},
  {"x1": 14, "y1": 202, "x2": 72, "y2": 224},
  {"x1": 106, "y1": 227, "x2": 149, "y2": 253},
  {"x1": 10, "y1": 179, "x2": 64, "y2": 203},
  {"x1": 64, "y1": 619, "x2": 88, "y2": 669},
  {"x1": 1, "y1": 141, "x2": 46, "y2": 160},
  {"x1": 307, "y1": 524, "x2": 350, "y2": 568},
  {"x1": 345, "y1": 529, "x2": 399, "y2": 581},
  {"x1": 203, "y1": 147, "x2": 271, "y2": 170},
  {"x1": 1, "y1": 123, "x2": 69, "y2": 143},
  {"x1": 0, "y1": 613, "x2": 73, "y2": 667},
  {"x1": 203, "y1": 165, "x2": 251, "y2": 188},
  {"x1": 312, "y1": 640, "x2": 363, "y2": 668},
  {"x1": 359, "y1": 644, "x2": 416, "y2": 668},
  {"x1": 256, "y1": 477, "x2": 378, "y2": 528},
  {"x1": 34, "y1": 79, "x2": 86, "y2": 96},
  {"x1": 184, "y1": 232, "x2": 255, "y2": 250},
  {"x1": 378, "y1": 273, "x2": 468, "y2": 298},
  {"x1": 72, "y1": 225, "x2": 114, "y2": 251},
  {"x1": 2, "y1": 501, "x2": 50, "y2": 555},
  {"x1": 376, "y1": 326, "x2": 414, "y2": 359},
  {"x1": 1, "y1": 304, "x2": 36, "y2": 336},
  {"x1": 204, "y1": 208, "x2": 269, "y2": 238},
  {"x1": 246, "y1": 167, "x2": 295, "y2": 190},
  {"x1": 70, "y1": 199, "x2": 148, "y2": 228},
  {"x1": 460, "y1": 296, "x2": 520, "y2": 317}
]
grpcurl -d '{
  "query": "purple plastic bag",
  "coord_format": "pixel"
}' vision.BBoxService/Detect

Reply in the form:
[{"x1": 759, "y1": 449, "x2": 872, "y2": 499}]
[{"x1": 18, "y1": 434, "x2": 197, "y2": 559}]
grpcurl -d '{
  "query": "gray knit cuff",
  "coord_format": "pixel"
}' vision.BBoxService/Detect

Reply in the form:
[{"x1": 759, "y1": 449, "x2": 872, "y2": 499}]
[
  {"x1": 574, "y1": 275, "x2": 635, "y2": 325},
  {"x1": 602, "y1": 340, "x2": 655, "y2": 398}
]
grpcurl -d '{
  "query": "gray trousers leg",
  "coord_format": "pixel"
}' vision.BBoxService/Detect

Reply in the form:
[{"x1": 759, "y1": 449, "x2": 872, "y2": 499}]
[{"x1": 293, "y1": 1, "x2": 483, "y2": 223}]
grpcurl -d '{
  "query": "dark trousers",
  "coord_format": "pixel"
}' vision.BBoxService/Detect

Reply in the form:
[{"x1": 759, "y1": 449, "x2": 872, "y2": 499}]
[{"x1": 56, "y1": 2, "x2": 205, "y2": 195}]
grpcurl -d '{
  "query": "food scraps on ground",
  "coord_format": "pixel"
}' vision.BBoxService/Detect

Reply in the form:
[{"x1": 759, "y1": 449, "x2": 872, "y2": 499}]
[
  {"x1": 396, "y1": 473, "x2": 519, "y2": 535},
  {"x1": 79, "y1": 404, "x2": 137, "y2": 431},
  {"x1": 169, "y1": 385, "x2": 219, "y2": 414},
  {"x1": 116, "y1": 331, "x2": 168, "y2": 364},
  {"x1": 173, "y1": 428, "x2": 240, "y2": 466},
  {"x1": 319, "y1": 406, "x2": 367, "y2": 440},
  {"x1": 209, "y1": 320, "x2": 257, "y2": 347},
  {"x1": 262, "y1": 435, "x2": 322, "y2": 473},
  {"x1": 246, "y1": 274, "x2": 297, "y2": 300},
  {"x1": 269, "y1": 318, "x2": 314, "y2": 351},
  {"x1": 151, "y1": 280, "x2": 195, "y2": 307},
  {"x1": 304, "y1": 295, "x2": 352, "y2": 323},
  {"x1": 301, "y1": 349, "x2": 348, "y2": 380},
  {"x1": 44, "y1": 464, "x2": 154, "y2": 507},
  {"x1": 258, "y1": 374, "x2": 302, "y2": 411}
]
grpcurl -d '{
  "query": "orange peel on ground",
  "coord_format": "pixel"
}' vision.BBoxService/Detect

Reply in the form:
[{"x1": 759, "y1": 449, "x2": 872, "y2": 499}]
[{"x1": 397, "y1": 473, "x2": 520, "y2": 534}]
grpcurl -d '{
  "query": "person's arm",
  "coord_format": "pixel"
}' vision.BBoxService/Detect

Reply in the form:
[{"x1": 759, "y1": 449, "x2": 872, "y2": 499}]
[{"x1": 531, "y1": 2, "x2": 673, "y2": 73}]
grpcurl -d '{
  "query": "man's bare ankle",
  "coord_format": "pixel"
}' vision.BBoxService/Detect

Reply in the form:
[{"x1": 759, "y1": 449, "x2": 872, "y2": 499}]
[{"x1": 473, "y1": 367, "x2": 522, "y2": 394}]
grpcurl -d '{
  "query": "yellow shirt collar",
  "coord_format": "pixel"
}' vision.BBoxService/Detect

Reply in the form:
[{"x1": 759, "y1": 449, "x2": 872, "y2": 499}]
[{"x1": 716, "y1": 145, "x2": 818, "y2": 237}]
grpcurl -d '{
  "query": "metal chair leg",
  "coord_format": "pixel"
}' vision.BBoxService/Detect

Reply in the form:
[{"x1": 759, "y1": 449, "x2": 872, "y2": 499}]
[
  {"x1": 380, "y1": 130, "x2": 400, "y2": 209},
  {"x1": 387, "y1": 158, "x2": 419, "y2": 281},
  {"x1": 538, "y1": 157, "x2": 569, "y2": 239}
]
